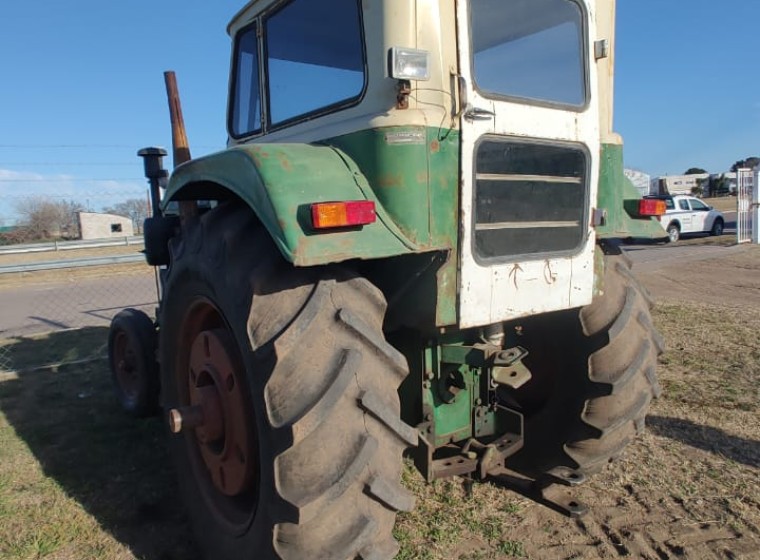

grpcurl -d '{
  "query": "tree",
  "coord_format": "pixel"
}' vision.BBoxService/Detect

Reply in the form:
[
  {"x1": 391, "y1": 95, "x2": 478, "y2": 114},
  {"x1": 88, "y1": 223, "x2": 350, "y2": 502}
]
[
  {"x1": 13, "y1": 197, "x2": 85, "y2": 241},
  {"x1": 730, "y1": 157, "x2": 760, "y2": 172},
  {"x1": 705, "y1": 174, "x2": 729, "y2": 197},
  {"x1": 684, "y1": 167, "x2": 707, "y2": 175},
  {"x1": 104, "y1": 198, "x2": 150, "y2": 234}
]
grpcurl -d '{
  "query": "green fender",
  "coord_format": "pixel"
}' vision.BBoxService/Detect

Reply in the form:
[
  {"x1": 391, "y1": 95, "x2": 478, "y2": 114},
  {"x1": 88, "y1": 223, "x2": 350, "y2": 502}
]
[
  {"x1": 164, "y1": 143, "x2": 423, "y2": 266},
  {"x1": 596, "y1": 143, "x2": 667, "y2": 239}
]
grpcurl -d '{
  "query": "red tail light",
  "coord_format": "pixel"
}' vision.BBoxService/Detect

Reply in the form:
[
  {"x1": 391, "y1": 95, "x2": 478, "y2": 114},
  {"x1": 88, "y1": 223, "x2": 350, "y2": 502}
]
[
  {"x1": 311, "y1": 201, "x2": 377, "y2": 229},
  {"x1": 638, "y1": 199, "x2": 667, "y2": 217}
]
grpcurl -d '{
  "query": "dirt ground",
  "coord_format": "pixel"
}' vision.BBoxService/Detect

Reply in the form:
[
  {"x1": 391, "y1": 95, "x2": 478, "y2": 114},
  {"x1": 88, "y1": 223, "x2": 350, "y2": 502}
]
[{"x1": 396, "y1": 245, "x2": 760, "y2": 560}]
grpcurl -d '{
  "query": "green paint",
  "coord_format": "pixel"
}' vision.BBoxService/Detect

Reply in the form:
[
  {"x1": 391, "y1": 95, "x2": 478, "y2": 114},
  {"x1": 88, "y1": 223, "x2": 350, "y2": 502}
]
[
  {"x1": 422, "y1": 344, "x2": 474, "y2": 446},
  {"x1": 330, "y1": 127, "x2": 460, "y2": 326},
  {"x1": 164, "y1": 143, "x2": 422, "y2": 266},
  {"x1": 596, "y1": 143, "x2": 667, "y2": 239}
]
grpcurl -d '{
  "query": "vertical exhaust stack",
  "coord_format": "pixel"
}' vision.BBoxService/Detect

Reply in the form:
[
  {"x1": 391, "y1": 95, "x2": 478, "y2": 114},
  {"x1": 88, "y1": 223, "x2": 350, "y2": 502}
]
[{"x1": 164, "y1": 71, "x2": 198, "y2": 218}]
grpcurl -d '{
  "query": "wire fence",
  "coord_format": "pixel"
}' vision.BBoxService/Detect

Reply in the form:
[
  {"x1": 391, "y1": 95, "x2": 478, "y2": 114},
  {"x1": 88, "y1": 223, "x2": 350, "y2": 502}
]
[{"x1": 0, "y1": 243, "x2": 157, "y2": 374}]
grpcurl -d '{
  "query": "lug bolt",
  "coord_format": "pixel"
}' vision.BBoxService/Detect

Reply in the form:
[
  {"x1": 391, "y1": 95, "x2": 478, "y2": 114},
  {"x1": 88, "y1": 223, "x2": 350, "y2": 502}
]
[{"x1": 168, "y1": 405, "x2": 205, "y2": 434}]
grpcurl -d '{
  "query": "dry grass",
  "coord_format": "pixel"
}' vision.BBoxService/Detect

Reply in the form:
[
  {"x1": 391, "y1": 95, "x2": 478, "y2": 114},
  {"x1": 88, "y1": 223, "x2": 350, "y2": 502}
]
[
  {"x1": 0, "y1": 245, "x2": 143, "y2": 266},
  {"x1": 0, "y1": 262, "x2": 152, "y2": 291},
  {"x1": 702, "y1": 197, "x2": 739, "y2": 213}
]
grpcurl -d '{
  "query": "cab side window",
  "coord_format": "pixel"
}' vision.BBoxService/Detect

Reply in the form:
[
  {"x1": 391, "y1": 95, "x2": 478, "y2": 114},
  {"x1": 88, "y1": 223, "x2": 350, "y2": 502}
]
[
  {"x1": 265, "y1": 0, "x2": 365, "y2": 127},
  {"x1": 678, "y1": 199, "x2": 690, "y2": 211}
]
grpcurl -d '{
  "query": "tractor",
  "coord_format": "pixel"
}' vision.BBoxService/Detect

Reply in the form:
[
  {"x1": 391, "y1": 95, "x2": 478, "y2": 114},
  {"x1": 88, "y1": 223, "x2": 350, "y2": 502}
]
[{"x1": 108, "y1": 0, "x2": 667, "y2": 558}]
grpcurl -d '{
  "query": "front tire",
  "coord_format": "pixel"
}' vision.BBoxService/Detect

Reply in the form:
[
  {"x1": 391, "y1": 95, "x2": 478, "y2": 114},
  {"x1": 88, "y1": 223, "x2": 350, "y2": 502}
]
[
  {"x1": 160, "y1": 203, "x2": 415, "y2": 560},
  {"x1": 108, "y1": 308, "x2": 159, "y2": 417},
  {"x1": 507, "y1": 251, "x2": 664, "y2": 478},
  {"x1": 710, "y1": 218, "x2": 724, "y2": 236}
]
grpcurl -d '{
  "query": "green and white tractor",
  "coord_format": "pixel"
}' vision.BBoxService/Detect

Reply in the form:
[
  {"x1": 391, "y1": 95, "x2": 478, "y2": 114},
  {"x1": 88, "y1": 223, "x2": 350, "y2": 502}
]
[{"x1": 108, "y1": 0, "x2": 667, "y2": 558}]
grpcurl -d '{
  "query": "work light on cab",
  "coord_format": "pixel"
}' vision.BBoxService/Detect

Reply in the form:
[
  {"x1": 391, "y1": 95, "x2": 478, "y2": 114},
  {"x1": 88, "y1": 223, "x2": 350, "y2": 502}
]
[
  {"x1": 311, "y1": 200, "x2": 377, "y2": 229},
  {"x1": 389, "y1": 47, "x2": 430, "y2": 81}
]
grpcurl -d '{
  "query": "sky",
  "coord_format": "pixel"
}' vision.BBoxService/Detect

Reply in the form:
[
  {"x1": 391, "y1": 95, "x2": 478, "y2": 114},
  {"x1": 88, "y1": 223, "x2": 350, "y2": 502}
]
[{"x1": 1, "y1": 0, "x2": 758, "y2": 225}]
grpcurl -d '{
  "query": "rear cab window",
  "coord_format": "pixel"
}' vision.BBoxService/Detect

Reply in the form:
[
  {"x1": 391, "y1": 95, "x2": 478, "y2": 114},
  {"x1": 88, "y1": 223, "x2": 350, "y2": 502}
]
[
  {"x1": 229, "y1": 0, "x2": 366, "y2": 138},
  {"x1": 470, "y1": 0, "x2": 588, "y2": 109}
]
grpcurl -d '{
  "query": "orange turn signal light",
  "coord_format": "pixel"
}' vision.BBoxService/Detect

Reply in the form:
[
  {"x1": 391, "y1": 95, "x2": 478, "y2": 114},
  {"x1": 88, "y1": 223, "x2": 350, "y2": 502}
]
[
  {"x1": 638, "y1": 199, "x2": 666, "y2": 217},
  {"x1": 311, "y1": 201, "x2": 377, "y2": 229}
]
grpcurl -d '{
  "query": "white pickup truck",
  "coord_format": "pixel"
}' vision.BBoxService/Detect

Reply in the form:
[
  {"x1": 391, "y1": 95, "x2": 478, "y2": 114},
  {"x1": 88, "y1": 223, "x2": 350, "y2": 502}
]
[{"x1": 645, "y1": 195, "x2": 725, "y2": 242}]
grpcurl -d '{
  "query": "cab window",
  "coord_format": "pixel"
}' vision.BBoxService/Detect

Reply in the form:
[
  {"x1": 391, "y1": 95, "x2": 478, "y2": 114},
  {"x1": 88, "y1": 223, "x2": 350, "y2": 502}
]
[
  {"x1": 690, "y1": 199, "x2": 709, "y2": 211},
  {"x1": 229, "y1": 0, "x2": 366, "y2": 138},
  {"x1": 230, "y1": 23, "x2": 263, "y2": 137},
  {"x1": 470, "y1": 0, "x2": 587, "y2": 108},
  {"x1": 678, "y1": 199, "x2": 690, "y2": 211},
  {"x1": 265, "y1": 0, "x2": 365, "y2": 127}
]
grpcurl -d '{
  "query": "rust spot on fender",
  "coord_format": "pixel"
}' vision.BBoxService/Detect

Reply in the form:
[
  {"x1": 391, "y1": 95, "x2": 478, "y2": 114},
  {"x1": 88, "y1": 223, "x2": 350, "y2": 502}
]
[
  {"x1": 430, "y1": 140, "x2": 440, "y2": 153},
  {"x1": 277, "y1": 152, "x2": 292, "y2": 172},
  {"x1": 378, "y1": 174, "x2": 404, "y2": 188}
]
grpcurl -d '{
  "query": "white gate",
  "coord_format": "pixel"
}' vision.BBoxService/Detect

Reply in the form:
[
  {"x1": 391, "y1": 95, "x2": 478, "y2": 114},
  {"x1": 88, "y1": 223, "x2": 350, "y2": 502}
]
[{"x1": 736, "y1": 168, "x2": 755, "y2": 244}]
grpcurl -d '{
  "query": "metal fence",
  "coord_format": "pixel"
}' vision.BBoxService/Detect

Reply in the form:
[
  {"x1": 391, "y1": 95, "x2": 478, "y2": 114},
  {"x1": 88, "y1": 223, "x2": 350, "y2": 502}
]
[
  {"x1": 0, "y1": 239, "x2": 157, "y2": 374},
  {"x1": 737, "y1": 168, "x2": 754, "y2": 244}
]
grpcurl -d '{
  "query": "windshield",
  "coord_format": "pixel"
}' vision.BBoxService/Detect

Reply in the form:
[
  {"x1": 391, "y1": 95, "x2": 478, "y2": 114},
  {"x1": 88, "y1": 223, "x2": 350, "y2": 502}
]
[{"x1": 470, "y1": 0, "x2": 587, "y2": 108}]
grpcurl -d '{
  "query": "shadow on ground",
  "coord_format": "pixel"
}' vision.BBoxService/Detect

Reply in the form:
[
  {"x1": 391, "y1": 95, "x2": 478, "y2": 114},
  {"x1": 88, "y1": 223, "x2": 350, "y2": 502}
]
[
  {"x1": 0, "y1": 327, "x2": 199, "y2": 560},
  {"x1": 648, "y1": 415, "x2": 760, "y2": 469}
]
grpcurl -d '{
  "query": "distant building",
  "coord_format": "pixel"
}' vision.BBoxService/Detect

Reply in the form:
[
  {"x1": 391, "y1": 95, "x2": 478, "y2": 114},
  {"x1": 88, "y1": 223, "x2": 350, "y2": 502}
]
[
  {"x1": 78, "y1": 212, "x2": 134, "y2": 240},
  {"x1": 650, "y1": 173, "x2": 710, "y2": 196},
  {"x1": 624, "y1": 169, "x2": 651, "y2": 197}
]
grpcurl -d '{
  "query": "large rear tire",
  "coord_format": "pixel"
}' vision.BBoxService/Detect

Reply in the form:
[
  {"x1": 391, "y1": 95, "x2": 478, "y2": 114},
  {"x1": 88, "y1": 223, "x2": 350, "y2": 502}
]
[
  {"x1": 160, "y1": 203, "x2": 416, "y2": 560},
  {"x1": 507, "y1": 250, "x2": 664, "y2": 478}
]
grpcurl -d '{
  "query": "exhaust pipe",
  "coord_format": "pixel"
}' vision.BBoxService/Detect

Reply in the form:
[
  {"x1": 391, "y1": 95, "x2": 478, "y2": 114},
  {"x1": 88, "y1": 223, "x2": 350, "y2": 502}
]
[{"x1": 164, "y1": 71, "x2": 197, "y2": 219}]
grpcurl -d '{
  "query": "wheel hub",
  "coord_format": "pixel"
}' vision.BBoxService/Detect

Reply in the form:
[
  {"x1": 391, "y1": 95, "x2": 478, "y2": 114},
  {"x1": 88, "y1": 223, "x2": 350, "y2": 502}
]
[{"x1": 181, "y1": 328, "x2": 253, "y2": 497}]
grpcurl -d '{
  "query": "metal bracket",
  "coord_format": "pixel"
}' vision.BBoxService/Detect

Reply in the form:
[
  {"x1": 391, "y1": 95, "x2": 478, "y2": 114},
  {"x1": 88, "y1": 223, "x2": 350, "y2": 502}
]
[
  {"x1": 592, "y1": 207, "x2": 608, "y2": 227},
  {"x1": 489, "y1": 467, "x2": 589, "y2": 518},
  {"x1": 491, "y1": 346, "x2": 532, "y2": 389}
]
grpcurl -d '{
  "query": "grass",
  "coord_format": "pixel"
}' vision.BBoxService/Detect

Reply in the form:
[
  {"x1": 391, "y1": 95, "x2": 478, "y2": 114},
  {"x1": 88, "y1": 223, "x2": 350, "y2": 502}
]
[
  {"x1": 0, "y1": 245, "x2": 143, "y2": 266},
  {"x1": 0, "y1": 296, "x2": 757, "y2": 559},
  {"x1": 0, "y1": 337, "x2": 198, "y2": 560},
  {"x1": 0, "y1": 262, "x2": 152, "y2": 291},
  {"x1": 702, "y1": 196, "x2": 739, "y2": 213}
]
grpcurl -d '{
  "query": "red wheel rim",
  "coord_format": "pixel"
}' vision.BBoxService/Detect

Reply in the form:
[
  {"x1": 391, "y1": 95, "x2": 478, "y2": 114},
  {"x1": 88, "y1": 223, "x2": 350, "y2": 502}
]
[{"x1": 175, "y1": 298, "x2": 258, "y2": 533}]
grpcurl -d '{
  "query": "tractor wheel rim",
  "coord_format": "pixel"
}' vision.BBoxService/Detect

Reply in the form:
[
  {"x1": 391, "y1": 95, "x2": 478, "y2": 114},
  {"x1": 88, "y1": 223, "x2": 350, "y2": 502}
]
[
  {"x1": 177, "y1": 299, "x2": 258, "y2": 532},
  {"x1": 113, "y1": 330, "x2": 140, "y2": 400},
  {"x1": 188, "y1": 328, "x2": 253, "y2": 497}
]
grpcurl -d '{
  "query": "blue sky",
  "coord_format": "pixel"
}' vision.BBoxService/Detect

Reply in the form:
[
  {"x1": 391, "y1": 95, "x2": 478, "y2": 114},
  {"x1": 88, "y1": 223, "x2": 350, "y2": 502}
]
[{"x1": 1, "y1": 1, "x2": 757, "y2": 225}]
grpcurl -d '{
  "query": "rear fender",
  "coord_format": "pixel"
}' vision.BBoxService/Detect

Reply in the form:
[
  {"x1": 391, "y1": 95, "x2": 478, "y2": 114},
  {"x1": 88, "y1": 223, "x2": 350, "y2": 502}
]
[{"x1": 163, "y1": 144, "x2": 420, "y2": 266}]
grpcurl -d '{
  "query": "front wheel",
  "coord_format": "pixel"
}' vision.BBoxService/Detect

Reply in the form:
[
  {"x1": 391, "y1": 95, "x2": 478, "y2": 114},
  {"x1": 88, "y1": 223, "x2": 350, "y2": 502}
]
[
  {"x1": 107, "y1": 308, "x2": 159, "y2": 417},
  {"x1": 160, "y1": 203, "x2": 415, "y2": 560},
  {"x1": 710, "y1": 218, "x2": 724, "y2": 236},
  {"x1": 507, "y1": 251, "x2": 664, "y2": 478}
]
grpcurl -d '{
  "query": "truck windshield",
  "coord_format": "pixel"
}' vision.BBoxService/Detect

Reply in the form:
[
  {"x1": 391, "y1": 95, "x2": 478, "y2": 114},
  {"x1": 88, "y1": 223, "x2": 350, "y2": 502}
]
[{"x1": 470, "y1": 0, "x2": 586, "y2": 108}]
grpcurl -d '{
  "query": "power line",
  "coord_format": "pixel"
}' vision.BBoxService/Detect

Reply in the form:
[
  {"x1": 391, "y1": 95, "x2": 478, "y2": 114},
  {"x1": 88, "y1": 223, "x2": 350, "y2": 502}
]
[
  {"x1": 0, "y1": 178, "x2": 145, "y2": 183},
  {"x1": 0, "y1": 144, "x2": 221, "y2": 149},
  {"x1": 0, "y1": 162, "x2": 139, "y2": 166},
  {"x1": 0, "y1": 144, "x2": 140, "y2": 149}
]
